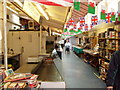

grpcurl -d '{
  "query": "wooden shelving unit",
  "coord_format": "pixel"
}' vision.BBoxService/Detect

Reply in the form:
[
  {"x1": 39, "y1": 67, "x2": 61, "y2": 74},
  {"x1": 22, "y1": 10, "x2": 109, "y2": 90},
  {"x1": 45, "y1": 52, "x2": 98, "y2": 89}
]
[{"x1": 98, "y1": 28, "x2": 120, "y2": 80}]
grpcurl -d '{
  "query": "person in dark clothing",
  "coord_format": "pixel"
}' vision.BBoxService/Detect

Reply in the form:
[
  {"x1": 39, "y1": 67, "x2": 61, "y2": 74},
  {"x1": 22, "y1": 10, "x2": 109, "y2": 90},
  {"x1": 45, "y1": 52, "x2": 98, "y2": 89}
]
[
  {"x1": 106, "y1": 50, "x2": 120, "y2": 90},
  {"x1": 54, "y1": 44, "x2": 62, "y2": 60}
]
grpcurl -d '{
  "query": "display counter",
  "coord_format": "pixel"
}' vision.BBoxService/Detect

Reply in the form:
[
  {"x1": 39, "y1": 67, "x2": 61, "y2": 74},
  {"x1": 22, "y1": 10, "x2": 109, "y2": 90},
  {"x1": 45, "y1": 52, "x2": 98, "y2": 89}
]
[
  {"x1": 83, "y1": 49, "x2": 99, "y2": 56},
  {"x1": 72, "y1": 45, "x2": 84, "y2": 54}
]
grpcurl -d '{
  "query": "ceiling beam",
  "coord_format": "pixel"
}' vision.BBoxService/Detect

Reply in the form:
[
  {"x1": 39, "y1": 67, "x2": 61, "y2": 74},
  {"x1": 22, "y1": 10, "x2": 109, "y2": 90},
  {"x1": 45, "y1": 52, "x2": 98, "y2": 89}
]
[
  {"x1": 80, "y1": 10, "x2": 87, "y2": 14},
  {"x1": 63, "y1": 7, "x2": 71, "y2": 29},
  {"x1": 80, "y1": 6, "x2": 88, "y2": 11},
  {"x1": 71, "y1": 14, "x2": 83, "y2": 18},
  {"x1": 72, "y1": 11, "x2": 85, "y2": 17},
  {"x1": 81, "y1": 2, "x2": 88, "y2": 7}
]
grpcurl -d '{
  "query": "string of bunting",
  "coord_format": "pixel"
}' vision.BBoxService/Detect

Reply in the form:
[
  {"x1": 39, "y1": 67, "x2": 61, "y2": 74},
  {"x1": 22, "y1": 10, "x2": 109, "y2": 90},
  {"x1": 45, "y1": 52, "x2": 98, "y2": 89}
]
[{"x1": 63, "y1": 11, "x2": 120, "y2": 36}]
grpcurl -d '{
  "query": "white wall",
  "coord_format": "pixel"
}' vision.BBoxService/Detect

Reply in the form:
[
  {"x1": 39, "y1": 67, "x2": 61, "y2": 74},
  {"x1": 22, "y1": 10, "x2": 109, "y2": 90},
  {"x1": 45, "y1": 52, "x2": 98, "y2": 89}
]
[{"x1": 7, "y1": 31, "x2": 47, "y2": 65}]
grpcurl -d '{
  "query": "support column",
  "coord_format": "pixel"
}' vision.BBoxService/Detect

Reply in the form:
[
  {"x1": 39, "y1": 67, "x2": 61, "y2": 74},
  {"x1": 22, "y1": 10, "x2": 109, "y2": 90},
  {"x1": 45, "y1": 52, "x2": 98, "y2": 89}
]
[
  {"x1": 40, "y1": 25, "x2": 42, "y2": 54},
  {"x1": 3, "y1": 0, "x2": 8, "y2": 69}
]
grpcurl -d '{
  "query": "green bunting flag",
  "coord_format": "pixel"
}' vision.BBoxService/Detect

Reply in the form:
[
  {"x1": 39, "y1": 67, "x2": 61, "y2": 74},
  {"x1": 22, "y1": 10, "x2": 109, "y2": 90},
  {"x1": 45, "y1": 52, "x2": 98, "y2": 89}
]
[
  {"x1": 88, "y1": 2, "x2": 95, "y2": 14},
  {"x1": 100, "y1": 9, "x2": 106, "y2": 20},
  {"x1": 118, "y1": 13, "x2": 120, "y2": 21},
  {"x1": 69, "y1": 30, "x2": 73, "y2": 33},
  {"x1": 69, "y1": 28, "x2": 74, "y2": 33},
  {"x1": 78, "y1": 28, "x2": 82, "y2": 33},
  {"x1": 111, "y1": 12, "x2": 116, "y2": 21},
  {"x1": 64, "y1": 28, "x2": 67, "y2": 32},
  {"x1": 74, "y1": 1, "x2": 80, "y2": 11}
]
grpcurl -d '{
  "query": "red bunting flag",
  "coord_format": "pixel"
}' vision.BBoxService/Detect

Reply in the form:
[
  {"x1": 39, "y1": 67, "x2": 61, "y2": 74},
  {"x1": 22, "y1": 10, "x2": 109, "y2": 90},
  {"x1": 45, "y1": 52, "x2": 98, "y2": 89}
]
[
  {"x1": 91, "y1": 15, "x2": 98, "y2": 25},
  {"x1": 69, "y1": 18, "x2": 74, "y2": 25},
  {"x1": 79, "y1": 17, "x2": 85, "y2": 26},
  {"x1": 106, "y1": 13, "x2": 112, "y2": 23},
  {"x1": 84, "y1": 24, "x2": 88, "y2": 31}
]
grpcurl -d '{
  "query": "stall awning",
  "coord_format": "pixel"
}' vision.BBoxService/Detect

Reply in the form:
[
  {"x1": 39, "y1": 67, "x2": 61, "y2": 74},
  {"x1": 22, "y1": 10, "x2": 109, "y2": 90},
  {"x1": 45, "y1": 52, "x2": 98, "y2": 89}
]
[{"x1": 32, "y1": 0, "x2": 73, "y2": 7}]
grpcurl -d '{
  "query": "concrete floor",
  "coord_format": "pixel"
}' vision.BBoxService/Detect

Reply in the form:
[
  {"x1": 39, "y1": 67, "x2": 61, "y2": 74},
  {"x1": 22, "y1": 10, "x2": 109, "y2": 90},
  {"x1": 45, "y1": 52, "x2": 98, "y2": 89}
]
[
  {"x1": 35, "y1": 50, "x2": 106, "y2": 88},
  {"x1": 54, "y1": 51, "x2": 106, "y2": 88}
]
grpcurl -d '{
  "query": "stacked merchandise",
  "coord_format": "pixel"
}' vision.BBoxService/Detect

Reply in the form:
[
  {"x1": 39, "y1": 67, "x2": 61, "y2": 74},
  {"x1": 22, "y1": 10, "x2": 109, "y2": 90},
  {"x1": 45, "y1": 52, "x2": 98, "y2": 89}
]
[
  {"x1": 98, "y1": 28, "x2": 118, "y2": 81},
  {"x1": 98, "y1": 32, "x2": 106, "y2": 58},
  {"x1": 99, "y1": 58, "x2": 109, "y2": 81},
  {"x1": 4, "y1": 82, "x2": 26, "y2": 88},
  {"x1": 0, "y1": 69, "x2": 4, "y2": 89},
  {"x1": 0, "y1": 69, "x2": 40, "y2": 89},
  {"x1": 27, "y1": 75, "x2": 40, "y2": 88}
]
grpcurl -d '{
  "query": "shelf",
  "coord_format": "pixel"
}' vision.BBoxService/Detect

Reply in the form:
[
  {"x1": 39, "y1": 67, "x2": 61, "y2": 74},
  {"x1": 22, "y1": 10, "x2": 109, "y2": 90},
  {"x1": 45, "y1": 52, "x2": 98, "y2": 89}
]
[
  {"x1": 101, "y1": 65, "x2": 108, "y2": 70},
  {"x1": 0, "y1": 19, "x2": 21, "y2": 27},
  {"x1": 99, "y1": 38, "x2": 106, "y2": 39},
  {"x1": 99, "y1": 47, "x2": 106, "y2": 49},
  {"x1": 99, "y1": 48, "x2": 116, "y2": 51},
  {"x1": 107, "y1": 48, "x2": 116, "y2": 51},
  {"x1": 107, "y1": 38, "x2": 120, "y2": 40},
  {"x1": 99, "y1": 38, "x2": 120, "y2": 40},
  {"x1": 7, "y1": 19, "x2": 21, "y2": 27},
  {"x1": 99, "y1": 55, "x2": 110, "y2": 60}
]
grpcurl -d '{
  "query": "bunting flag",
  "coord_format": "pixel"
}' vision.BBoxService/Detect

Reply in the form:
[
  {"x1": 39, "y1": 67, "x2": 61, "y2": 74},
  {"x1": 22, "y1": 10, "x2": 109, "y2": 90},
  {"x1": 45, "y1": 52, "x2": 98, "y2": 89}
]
[
  {"x1": 66, "y1": 25, "x2": 69, "y2": 28},
  {"x1": 90, "y1": 24, "x2": 93, "y2": 29},
  {"x1": 100, "y1": 9, "x2": 106, "y2": 20},
  {"x1": 79, "y1": 24, "x2": 83, "y2": 30},
  {"x1": 79, "y1": 17, "x2": 85, "y2": 26},
  {"x1": 69, "y1": 18, "x2": 74, "y2": 26},
  {"x1": 91, "y1": 15, "x2": 98, "y2": 25},
  {"x1": 88, "y1": 2, "x2": 95, "y2": 14},
  {"x1": 111, "y1": 12, "x2": 116, "y2": 21},
  {"x1": 64, "y1": 28, "x2": 68, "y2": 32},
  {"x1": 69, "y1": 29, "x2": 74, "y2": 33},
  {"x1": 118, "y1": 13, "x2": 120, "y2": 21},
  {"x1": 33, "y1": 0, "x2": 73, "y2": 7},
  {"x1": 73, "y1": 24, "x2": 77, "y2": 30},
  {"x1": 106, "y1": 13, "x2": 112, "y2": 23},
  {"x1": 69, "y1": 28, "x2": 74, "y2": 33},
  {"x1": 84, "y1": 24, "x2": 88, "y2": 31},
  {"x1": 74, "y1": 0, "x2": 80, "y2": 11},
  {"x1": 78, "y1": 28, "x2": 82, "y2": 33}
]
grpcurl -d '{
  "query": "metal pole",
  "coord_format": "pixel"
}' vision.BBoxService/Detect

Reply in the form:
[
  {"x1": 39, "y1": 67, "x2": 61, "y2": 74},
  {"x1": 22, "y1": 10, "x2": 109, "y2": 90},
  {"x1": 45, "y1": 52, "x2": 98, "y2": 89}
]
[{"x1": 3, "y1": 0, "x2": 8, "y2": 69}]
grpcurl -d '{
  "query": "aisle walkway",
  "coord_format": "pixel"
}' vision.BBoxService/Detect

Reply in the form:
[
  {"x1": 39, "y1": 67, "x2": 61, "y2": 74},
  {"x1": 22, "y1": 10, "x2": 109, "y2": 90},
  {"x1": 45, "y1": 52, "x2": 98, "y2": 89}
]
[{"x1": 54, "y1": 51, "x2": 106, "y2": 88}]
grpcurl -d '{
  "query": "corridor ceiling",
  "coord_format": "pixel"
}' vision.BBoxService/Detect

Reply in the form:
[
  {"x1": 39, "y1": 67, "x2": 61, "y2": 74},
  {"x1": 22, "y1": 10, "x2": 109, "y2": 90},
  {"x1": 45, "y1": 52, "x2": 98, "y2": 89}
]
[{"x1": 6, "y1": 0, "x2": 101, "y2": 33}]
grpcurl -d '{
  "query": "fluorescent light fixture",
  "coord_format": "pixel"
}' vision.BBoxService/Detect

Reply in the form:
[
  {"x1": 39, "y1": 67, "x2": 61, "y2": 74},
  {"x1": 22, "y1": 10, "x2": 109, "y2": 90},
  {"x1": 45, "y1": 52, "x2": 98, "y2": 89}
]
[
  {"x1": 6, "y1": 6, "x2": 18, "y2": 14},
  {"x1": 52, "y1": 32, "x2": 61, "y2": 36},
  {"x1": 36, "y1": 4, "x2": 49, "y2": 20}
]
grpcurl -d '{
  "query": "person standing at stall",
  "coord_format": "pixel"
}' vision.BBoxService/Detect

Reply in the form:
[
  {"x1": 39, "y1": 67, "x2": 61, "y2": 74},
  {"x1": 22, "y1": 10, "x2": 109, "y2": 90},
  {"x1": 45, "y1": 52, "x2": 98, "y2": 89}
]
[
  {"x1": 106, "y1": 49, "x2": 120, "y2": 90},
  {"x1": 52, "y1": 44, "x2": 63, "y2": 60}
]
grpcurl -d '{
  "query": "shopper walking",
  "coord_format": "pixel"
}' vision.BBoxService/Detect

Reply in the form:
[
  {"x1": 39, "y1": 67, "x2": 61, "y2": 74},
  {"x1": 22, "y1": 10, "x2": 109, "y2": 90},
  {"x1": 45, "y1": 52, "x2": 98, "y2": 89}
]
[
  {"x1": 106, "y1": 50, "x2": 120, "y2": 90},
  {"x1": 65, "y1": 39, "x2": 71, "y2": 54},
  {"x1": 59, "y1": 39, "x2": 64, "y2": 49}
]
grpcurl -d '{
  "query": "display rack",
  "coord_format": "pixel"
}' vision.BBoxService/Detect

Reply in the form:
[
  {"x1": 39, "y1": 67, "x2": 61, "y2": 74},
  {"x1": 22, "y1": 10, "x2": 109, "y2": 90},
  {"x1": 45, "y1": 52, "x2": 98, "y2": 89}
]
[{"x1": 98, "y1": 28, "x2": 120, "y2": 80}]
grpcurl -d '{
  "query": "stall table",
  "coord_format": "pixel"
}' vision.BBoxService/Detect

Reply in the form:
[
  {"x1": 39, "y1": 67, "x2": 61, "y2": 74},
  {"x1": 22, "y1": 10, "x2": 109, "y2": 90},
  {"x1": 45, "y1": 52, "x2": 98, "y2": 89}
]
[{"x1": 83, "y1": 49, "x2": 99, "y2": 68}]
